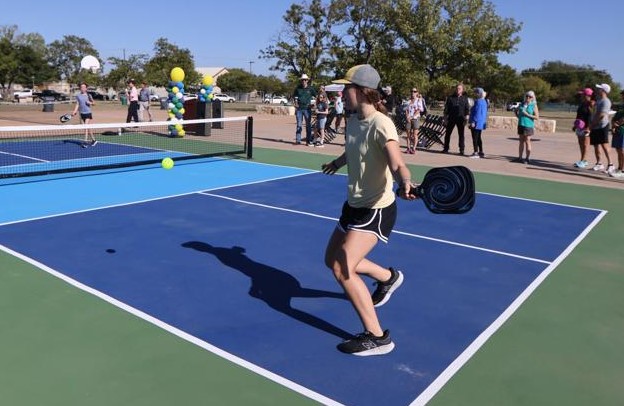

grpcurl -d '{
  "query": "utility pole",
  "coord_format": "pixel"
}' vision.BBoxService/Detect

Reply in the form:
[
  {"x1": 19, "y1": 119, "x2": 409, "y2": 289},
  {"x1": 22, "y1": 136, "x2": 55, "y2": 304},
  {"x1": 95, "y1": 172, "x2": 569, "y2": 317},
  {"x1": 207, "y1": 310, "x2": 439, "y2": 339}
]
[{"x1": 248, "y1": 61, "x2": 254, "y2": 74}]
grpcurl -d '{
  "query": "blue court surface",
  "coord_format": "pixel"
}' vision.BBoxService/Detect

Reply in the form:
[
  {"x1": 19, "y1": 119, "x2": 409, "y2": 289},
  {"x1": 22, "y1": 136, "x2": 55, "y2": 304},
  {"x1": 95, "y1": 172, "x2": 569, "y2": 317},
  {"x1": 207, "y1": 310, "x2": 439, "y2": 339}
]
[
  {"x1": 0, "y1": 159, "x2": 605, "y2": 406},
  {"x1": 0, "y1": 138, "x2": 190, "y2": 176}
]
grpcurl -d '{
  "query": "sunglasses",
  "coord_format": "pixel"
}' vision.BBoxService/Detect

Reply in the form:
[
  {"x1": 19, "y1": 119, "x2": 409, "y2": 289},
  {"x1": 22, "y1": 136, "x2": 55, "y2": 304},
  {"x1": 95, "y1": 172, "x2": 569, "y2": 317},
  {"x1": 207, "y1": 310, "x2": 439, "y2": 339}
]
[{"x1": 412, "y1": 90, "x2": 418, "y2": 93}]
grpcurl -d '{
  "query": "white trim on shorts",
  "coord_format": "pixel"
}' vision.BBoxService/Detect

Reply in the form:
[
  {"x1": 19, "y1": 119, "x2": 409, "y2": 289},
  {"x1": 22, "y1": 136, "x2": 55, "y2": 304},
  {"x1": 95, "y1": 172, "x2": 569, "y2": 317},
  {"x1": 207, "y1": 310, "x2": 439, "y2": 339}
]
[{"x1": 337, "y1": 208, "x2": 390, "y2": 243}]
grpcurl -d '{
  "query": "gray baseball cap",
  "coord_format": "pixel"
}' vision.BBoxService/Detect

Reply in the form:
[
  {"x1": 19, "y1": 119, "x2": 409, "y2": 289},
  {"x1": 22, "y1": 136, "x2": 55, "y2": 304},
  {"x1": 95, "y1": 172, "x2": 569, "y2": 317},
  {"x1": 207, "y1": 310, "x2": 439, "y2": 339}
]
[{"x1": 333, "y1": 64, "x2": 381, "y2": 89}]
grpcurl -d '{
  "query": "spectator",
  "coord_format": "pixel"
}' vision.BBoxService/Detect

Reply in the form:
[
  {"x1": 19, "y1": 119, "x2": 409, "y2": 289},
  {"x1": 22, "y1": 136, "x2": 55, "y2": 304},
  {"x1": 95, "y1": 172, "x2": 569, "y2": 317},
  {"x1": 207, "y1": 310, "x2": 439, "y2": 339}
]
[
  {"x1": 443, "y1": 83, "x2": 470, "y2": 155},
  {"x1": 334, "y1": 91, "x2": 344, "y2": 133},
  {"x1": 469, "y1": 87, "x2": 488, "y2": 158},
  {"x1": 292, "y1": 74, "x2": 317, "y2": 145},
  {"x1": 404, "y1": 88, "x2": 426, "y2": 154},
  {"x1": 138, "y1": 81, "x2": 153, "y2": 122},
  {"x1": 381, "y1": 86, "x2": 400, "y2": 117},
  {"x1": 573, "y1": 88, "x2": 595, "y2": 168},
  {"x1": 610, "y1": 89, "x2": 624, "y2": 178},
  {"x1": 321, "y1": 64, "x2": 414, "y2": 356},
  {"x1": 72, "y1": 82, "x2": 97, "y2": 147},
  {"x1": 514, "y1": 90, "x2": 539, "y2": 164},
  {"x1": 589, "y1": 83, "x2": 614, "y2": 174},
  {"x1": 126, "y1": 79, "x2": 139, "y2": 123},
  {"x1": 314, "y1": 93, "x2": 329, "y2": 147}
]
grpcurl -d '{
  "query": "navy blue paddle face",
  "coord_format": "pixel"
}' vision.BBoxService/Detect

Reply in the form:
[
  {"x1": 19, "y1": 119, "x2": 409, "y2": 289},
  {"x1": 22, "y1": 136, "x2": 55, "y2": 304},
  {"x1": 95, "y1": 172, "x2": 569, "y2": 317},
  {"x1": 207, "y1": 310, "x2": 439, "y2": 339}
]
[
  {"x1": 59, "y1": 113, "x2": 72, "y2": 123},
  {"x1": 400, "y1": 166, "x2": 475, "y2": 214}
]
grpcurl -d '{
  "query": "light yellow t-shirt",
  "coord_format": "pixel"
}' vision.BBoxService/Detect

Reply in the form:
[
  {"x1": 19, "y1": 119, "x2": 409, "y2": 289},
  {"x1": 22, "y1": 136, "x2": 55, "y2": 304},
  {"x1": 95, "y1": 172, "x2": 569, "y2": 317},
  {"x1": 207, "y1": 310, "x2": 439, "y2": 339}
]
[{"x1": 345, "y1": 111, "x2": 399, "y2": 208}]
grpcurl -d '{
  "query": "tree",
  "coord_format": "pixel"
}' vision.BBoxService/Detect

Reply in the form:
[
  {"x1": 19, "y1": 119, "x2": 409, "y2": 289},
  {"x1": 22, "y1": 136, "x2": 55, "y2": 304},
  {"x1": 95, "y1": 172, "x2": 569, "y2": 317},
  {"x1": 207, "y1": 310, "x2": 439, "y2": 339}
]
[
  {"x1": 259, "y1": 0, "x2": 341, "y2": 80},
  {"x1": 47, "y1": 35, "x2": 100, "y2": 83},
  {"x1": 389, "y1": 0, "x2": 522, "y2": 93},
  {"x1": 143, "y1": 38, "x2": 200, "y2": 88},
  {"x1": 103, "y1": 53, "x2": 149, "y2": 90},
  {"x1": 0, "y1": 25, "x2": 54, "y2": 93},
  {"x1": 255, "y1": 74, "x2": 289, "y2": 97},
  {"x1": 216, "y1": 69, "x2": 256, "y2": 93}
]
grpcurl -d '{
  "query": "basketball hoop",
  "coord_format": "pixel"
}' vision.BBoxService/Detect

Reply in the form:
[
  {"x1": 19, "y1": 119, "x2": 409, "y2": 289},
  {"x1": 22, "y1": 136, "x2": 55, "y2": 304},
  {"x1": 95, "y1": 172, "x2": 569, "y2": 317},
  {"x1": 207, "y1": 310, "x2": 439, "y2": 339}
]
[{"x1": 80, "y1": 55, "x2": 101, "y2": 73}]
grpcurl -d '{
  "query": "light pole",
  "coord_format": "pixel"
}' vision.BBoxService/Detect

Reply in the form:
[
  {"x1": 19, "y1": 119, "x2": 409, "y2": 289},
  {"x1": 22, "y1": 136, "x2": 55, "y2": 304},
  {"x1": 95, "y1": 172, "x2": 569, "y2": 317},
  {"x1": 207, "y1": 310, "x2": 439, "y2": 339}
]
[
  {"x1": 31, "y1": 75, "x2": 34, "y2": 90},
  {"x1": 248, "y1": 61, "x2": 254, "y2": 74}
]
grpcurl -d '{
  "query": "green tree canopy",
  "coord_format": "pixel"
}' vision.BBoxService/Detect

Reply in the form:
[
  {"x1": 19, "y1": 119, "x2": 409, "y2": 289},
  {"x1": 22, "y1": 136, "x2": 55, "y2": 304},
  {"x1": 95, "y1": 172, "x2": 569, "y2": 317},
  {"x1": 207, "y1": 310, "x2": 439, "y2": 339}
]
[
  {"x1": 47, "y1": 35, "x2": 100, "y2": 83},
  {"x1": 143, "y1": 38, "x2": 200, "y2": 88}
]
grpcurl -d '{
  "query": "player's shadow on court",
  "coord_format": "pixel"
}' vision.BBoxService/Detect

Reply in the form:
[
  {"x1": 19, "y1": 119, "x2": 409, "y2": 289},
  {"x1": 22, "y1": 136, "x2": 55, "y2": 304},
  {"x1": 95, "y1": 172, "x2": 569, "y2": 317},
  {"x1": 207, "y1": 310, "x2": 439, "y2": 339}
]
[{"x1": 181, "y1": 241, "x2": 351, "y2": 339}]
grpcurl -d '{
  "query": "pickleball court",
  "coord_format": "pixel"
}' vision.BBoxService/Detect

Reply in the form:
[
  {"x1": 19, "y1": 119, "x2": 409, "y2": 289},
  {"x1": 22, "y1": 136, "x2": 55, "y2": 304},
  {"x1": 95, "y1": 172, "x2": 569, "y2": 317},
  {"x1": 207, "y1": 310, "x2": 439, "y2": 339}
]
[{"x1": 0, "y1": 154, "x2": 605, "y2": 406}]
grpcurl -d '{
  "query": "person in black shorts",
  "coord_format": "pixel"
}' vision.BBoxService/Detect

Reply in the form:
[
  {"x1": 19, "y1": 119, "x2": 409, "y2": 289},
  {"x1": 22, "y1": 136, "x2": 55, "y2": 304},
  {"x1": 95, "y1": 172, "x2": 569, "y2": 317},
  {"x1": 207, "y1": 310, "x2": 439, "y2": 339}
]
[
  {"x1": 321, "y1": 64, "x2": 415, "y2": 356},
  {"x1": 72, "y1": 82, "x2": 97, "y2": 147},
  {"x1": 589, "y1": 83, "x2": 614, "y2": 174}
]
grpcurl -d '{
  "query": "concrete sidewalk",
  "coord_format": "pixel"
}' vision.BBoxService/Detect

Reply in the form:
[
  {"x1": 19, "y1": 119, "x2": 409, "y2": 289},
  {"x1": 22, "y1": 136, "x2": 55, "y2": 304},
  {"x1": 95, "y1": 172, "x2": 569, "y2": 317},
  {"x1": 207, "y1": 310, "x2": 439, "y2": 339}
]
[{"x1": 249, "y1": 113, "x2": 624, "y2": 190}]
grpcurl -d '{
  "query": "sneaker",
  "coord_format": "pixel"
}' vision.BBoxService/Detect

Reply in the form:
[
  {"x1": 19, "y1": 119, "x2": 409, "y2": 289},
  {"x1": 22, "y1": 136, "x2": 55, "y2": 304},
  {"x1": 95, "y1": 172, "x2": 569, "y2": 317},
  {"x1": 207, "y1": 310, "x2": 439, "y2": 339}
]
[
  {"x1": 593, "y1": 163, "x2": 605, "y2": 171},
  {"x1": 469, "y1": 152, "x2": 480, "y2": 159},
  {"x1": 479, "y1": 153, "x2": 485, "y2": 159},
  {"x1": 372, "y1": 267, "x2": 404, "y2": 307},
  {"x1": 512, "y1": 157, "x2": 523, "y2": 163},
  {"x1": 91, "y1": 140, "x2": 98, "y2": 146},
  {"x1": 316, "y1": 143, "x2": 324, "y2": 148},
  {"x1": 524, "y1": 159, "x2": 531, "y2": 165},
  {"x1": 606, "y1": 164, "x2": 615, "y2": 175},
  {"x1": 574, "y1": 160, "x2": 588, "y2": 168},
  {"x1": 610, "y1": 170, "x2": 624, "y2": 178},
  {"x1": 337, "y1": 330, "x2": 395, "y2": 356}
]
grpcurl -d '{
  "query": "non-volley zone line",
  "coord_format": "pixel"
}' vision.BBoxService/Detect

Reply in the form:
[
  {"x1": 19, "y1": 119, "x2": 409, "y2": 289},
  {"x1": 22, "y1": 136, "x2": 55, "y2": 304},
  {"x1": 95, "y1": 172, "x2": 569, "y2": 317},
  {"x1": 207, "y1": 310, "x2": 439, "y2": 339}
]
[{"x1": 198, "y1": 191, "x2": 551, "y2": 264}]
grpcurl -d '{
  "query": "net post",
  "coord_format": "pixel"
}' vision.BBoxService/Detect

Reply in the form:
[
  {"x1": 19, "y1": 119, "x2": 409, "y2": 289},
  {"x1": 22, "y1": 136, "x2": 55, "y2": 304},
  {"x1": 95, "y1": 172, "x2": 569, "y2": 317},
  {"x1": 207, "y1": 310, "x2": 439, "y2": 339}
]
[{"x1": 246, "y1": 116, "x2": 253, "y2": 159}]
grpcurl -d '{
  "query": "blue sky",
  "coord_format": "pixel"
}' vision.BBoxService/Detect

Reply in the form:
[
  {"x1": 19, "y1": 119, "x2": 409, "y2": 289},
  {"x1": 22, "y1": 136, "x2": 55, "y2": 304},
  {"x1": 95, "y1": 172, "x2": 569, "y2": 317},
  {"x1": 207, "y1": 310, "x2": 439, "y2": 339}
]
[{"x1": 2, "y1": 0, "x2": 622, "y2": 85}]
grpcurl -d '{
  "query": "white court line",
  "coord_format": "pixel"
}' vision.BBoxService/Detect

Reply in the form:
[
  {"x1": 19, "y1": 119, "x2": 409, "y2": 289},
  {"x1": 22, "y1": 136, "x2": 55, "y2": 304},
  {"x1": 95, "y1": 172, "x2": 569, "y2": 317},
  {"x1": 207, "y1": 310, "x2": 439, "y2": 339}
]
[
  {"x1": 0, "y1": 150, "x2": 49, "y2": 162},
  {"x1": 0, "y1": 244, "x2": 344, "y2": 406},
  {"x1": 199, "y1": 192, "x2": 552, "y2": 264},
  {"x1": 410, "y1": 208, "x2": 608, "y2": 406}
]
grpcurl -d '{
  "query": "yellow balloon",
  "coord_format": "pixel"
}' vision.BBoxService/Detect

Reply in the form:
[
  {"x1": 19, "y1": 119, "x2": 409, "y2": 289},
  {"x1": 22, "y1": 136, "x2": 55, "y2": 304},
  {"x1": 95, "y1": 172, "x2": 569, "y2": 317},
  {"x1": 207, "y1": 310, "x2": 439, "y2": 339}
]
[
  {"x1": 202, "y1": 75, "x2": 214, "y2": 86},
  {"x1": 178, "y1": 129, "x2": 185, "y2": 136},
  {"x1": 171, "y1": 86, "x2": 179, "y2": 94},
  {"x1": 179, "y1": 108, "x2": 185, "y2": 114},
  {"x1": 170, "y1": 67, "x2": 185, "y2": 82}
]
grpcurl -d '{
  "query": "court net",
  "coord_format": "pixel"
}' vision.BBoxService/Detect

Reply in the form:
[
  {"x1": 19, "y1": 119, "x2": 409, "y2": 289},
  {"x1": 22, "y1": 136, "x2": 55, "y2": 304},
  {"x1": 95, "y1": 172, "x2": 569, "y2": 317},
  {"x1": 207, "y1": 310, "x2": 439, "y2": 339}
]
[{"x1": 0, "y1": 116, "x2": 253, "y2": 179}]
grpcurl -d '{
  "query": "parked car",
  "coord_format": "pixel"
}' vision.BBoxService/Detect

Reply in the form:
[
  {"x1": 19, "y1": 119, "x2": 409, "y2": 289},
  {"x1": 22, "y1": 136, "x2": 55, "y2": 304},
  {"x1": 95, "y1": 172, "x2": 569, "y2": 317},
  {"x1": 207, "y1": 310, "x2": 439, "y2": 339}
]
[
  {"x1": 213, "y1": 93, "x2": 236, "y2": 103},
  {"x1": 13, "y1": 88, "x2": 34, "y2": 99},
  {"x1": 264, "y1": 95, "x2": 289, "y2": 105},
  {"x1": 149, "y1": 94, "x2": 161, "y2": 102},
  {"x1": 87, "y1": 90, "x2": 111, "y2": 101},
  {"x1": 506, "y1": 101, "x2": 521, "y2": 111},
  {"x1": 34, "y1": 89, "x2": 69, "y2": 101}
]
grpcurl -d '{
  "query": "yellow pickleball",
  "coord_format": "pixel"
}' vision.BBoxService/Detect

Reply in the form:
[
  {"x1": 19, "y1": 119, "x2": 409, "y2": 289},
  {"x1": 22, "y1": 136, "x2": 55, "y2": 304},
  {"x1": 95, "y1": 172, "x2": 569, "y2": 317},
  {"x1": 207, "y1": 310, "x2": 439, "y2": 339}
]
[{"x1": 161, "y1": 157, "x2": 174, "y2": 170}]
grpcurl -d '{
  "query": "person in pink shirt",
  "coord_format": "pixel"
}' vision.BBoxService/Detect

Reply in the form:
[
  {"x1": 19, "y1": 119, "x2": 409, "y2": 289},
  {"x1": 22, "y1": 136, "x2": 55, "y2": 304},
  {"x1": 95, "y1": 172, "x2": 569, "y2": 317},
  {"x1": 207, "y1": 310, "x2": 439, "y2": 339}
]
[{"x1": 126, "y1": 79, "x2": 139, "y2": 123}]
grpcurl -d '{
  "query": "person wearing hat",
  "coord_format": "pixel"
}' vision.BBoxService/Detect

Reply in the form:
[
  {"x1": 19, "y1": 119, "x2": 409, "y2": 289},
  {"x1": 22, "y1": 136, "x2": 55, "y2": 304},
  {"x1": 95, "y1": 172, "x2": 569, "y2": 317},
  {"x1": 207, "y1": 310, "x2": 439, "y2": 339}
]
[
  {"x1": 572, "y1": 88, "x2": 595, "y2": 168},
  {"x1": 292, "y1": 73, "x2": 317, "y2": 145},
  {"x1": 514, "y1": 90, "x2": 539, "y2": 164},
  {"x1": 608, "y1": 89, "x2": 624, "y2": 178},
  {"x1": 468, "y1": 87, "x2": 488, "y2": 158},
  {"x1": 321, "y1": 64, "x2": 415, "y2": 356},
  {"x1": 589, "y1": 83, "x2": 614, "y2": 174}
]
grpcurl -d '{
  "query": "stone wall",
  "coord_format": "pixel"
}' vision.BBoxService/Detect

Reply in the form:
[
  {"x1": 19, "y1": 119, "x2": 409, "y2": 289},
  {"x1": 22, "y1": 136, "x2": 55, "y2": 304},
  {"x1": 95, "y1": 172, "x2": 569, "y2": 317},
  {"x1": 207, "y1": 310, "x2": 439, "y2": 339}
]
[
  {"x1": 487, "y1": 116, "x2": 556, "y2": 133},
  {"x1": 256, "y1": 105, "x2": 295, "y2": 115}
]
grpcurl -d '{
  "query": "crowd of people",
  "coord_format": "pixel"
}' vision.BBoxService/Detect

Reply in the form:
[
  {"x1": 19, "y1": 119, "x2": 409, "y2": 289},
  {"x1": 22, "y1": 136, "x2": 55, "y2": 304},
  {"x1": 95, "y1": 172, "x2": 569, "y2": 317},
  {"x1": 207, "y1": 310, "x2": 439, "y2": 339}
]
[{"x1": 290, "y1": 75, "x2": 624, "y2": 180}]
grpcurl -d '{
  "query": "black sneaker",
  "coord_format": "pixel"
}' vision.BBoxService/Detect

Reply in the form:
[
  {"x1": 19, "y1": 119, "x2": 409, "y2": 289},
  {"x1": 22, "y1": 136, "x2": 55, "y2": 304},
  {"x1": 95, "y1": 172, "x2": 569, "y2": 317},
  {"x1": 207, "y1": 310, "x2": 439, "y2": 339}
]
[
  {"x1": 337, "y1": 330, "x2": 395, "y2": 356},
  {"x1": 372, "y1": 267, "x2": 404, "y2": 307}
]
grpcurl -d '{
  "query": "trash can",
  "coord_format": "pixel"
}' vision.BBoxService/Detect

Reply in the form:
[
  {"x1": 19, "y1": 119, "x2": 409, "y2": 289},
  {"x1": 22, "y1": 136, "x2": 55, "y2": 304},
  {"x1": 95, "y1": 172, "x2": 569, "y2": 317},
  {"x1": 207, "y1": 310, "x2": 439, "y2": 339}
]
[
  {"x1": 160, "y1": 97, "x2": 168, "y2": 110},
  {"x1": 184, "y1": 99, "x2": 211, "y2": 136},
  {"x1": 211, "y1": 99, "x2": 224, "y2": 129},
  {"x1": 42, "y1": 96, "x2": 55, "y2": 112},
  {"x1": 120, "y1": 95, "x2": 127, "y2": 105}
]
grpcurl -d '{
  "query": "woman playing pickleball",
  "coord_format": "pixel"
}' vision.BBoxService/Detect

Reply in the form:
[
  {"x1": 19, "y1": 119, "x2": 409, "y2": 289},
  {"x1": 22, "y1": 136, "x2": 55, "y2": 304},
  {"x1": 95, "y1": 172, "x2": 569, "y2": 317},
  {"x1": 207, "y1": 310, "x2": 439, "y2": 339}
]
[{"x1": 321, "y1": 64, "x2": 416, "y2": 356}]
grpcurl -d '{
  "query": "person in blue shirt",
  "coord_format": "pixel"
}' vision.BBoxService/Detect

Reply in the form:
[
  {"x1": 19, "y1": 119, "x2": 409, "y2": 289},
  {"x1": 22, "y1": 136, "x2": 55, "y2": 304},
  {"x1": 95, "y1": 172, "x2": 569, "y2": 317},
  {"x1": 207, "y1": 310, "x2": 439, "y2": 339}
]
[
  {"x1": 72, "y1": 82, "x2": 97, "y2": 147},
  {"x1": 468, "y1": 87, "x2": 488, "y2": 158}
]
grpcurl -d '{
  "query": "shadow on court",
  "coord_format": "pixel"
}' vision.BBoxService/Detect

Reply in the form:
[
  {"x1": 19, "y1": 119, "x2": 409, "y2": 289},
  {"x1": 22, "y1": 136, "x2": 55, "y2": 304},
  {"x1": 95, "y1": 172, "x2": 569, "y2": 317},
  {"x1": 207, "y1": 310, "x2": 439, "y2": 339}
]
[{"x1": 181, "y1": 241, "x2": 351, "y2": 339}]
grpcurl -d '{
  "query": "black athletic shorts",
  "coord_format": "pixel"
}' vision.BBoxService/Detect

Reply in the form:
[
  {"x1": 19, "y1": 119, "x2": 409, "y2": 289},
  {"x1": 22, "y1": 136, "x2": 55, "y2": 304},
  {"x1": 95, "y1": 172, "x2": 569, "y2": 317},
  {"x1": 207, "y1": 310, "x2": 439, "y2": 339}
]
[
  {"x1": 589, "y1": 126, "x2": 610, "y2": 145},
  {"x1": 80, "y1": 113, "x2": 93, "y2": 121},
  {"x1": 337, "y1": 200, "x2": 397, "y2": 243}
]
